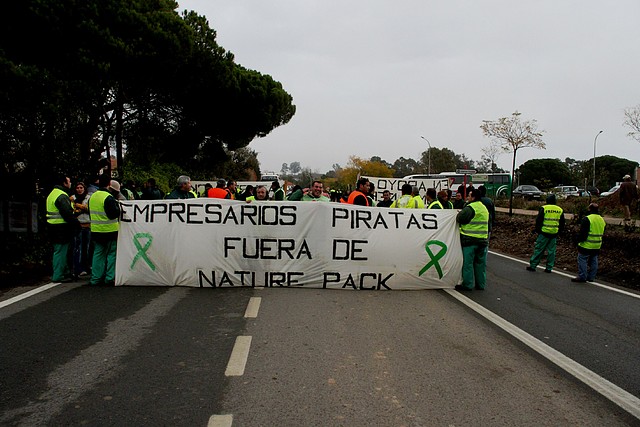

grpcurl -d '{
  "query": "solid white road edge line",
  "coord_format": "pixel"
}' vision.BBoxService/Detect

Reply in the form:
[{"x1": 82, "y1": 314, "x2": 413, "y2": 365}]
[
  {"x1": 225, "y1": 336, "x2": 252, "y2": 377},
  {"x1": 488, "y1": 250, "x2": 640, "y2": 300},
  {"x1": 0, "y1": 282, "x2": 61, "y2": 309},
  {"x1": 244, "y1": 297, "x2": 261, "y2": 318},
  {"x1": 445, "y1": 288, "x2": 640, "y2": 420},
  {"x1": 207, "y1": 414, "x2": 233, "y2": 427}
]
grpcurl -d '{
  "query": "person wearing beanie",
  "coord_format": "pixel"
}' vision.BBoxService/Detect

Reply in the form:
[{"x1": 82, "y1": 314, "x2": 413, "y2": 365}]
[
  {"x1": 88, "y1": 174, "x2": 121, "y2": 286},
  {"x1": 526, "y1": 193, "x2": 565, "y2": 273},
  {"x1": 572, "y1": 203, "x2": 606, "y2": 283}
]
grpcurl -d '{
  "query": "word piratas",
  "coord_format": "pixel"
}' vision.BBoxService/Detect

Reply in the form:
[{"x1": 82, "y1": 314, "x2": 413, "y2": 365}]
[
  {"x1": 332, "y1": 207, "x2": 439, "y2": 230},
  {"x1": 120, "y1": 202, "x2": 297, "y2": 226}
]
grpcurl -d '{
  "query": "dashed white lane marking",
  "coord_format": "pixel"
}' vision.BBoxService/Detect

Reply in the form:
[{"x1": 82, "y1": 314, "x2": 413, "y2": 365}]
[
  {"x1": 488, "y1": 250, "x2": 640, "y2": 300},
  {"x1": 244, "y1": 297, "x2": 261, "y2": 318},
  {"x1": 207, "y1": 414, "x2": 233, "y2": 427},
  {"x1": 225, "y1": 335, "x2": 252, "y2": 377},
  {"x1": 0, "y1": 282, "x2": 60, "y2": 309},
  {"x1": 446, "y1": 288, "x2": 640, "y2": 420}
]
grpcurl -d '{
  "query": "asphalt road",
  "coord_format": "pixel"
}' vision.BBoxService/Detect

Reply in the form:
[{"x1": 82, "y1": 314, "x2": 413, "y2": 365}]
[{"x1": 1, "y1": 253, "x2": 639, "y2": 426}]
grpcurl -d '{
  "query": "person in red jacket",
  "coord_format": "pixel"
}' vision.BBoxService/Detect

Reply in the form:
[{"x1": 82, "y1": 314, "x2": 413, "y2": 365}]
[{"x1": 347, "y1": 178, "x2": 370, "y2": 206}]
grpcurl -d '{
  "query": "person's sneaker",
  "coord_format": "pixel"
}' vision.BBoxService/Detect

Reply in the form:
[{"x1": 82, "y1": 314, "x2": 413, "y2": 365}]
[
  {"x1": 571, "y1": 277, "x2": 586, "y2": 283},
  {"x1": 526, "y1": 266, "x2": 536, "y2": 272},
  {"x1": 544, "y1": 269, "x2": 552, "y2": 273},
  {"x1": 454, "y1": 285, "x2": 472, "y2": 292},
  {"x1": 78, "y1": 271, "x2": 88, "y2": 277}
]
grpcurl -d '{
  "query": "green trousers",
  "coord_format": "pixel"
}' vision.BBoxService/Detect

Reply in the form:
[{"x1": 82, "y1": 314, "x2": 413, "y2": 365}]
[
  {"x1": 461, "y1": 244, "x2": 487, "y2": 290},
  {"x1": 52, "y1": 242, "x2": 71, "y2": 282},
  {"x1": 529, "y1": 234, "x2": 557, "y2": 270},
  {"x1": 91, "y1": 240, "x2": 117, "y2": 285}
]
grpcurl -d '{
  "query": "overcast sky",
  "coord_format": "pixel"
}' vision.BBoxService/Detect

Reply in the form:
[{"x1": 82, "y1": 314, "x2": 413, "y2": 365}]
[{"x1": 178, "y1": 0, "x2": 640, "y2": 175}]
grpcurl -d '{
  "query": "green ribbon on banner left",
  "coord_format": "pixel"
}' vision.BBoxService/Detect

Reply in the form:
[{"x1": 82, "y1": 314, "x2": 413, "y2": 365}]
[{"x1": 131, "y1": 233, "x2": 156, "y2": 271}]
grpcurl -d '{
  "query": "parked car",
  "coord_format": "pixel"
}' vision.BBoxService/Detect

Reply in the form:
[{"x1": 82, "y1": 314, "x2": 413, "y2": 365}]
[
  {"x1": 551, "y1": 185, "x2": 581, "y2": 199},
  {"x1": 512, "y1": 185, "x2": 545, "y2": 200},
  {"x1": 600, "y1": 185, "x2": 620, "y2": 197}
]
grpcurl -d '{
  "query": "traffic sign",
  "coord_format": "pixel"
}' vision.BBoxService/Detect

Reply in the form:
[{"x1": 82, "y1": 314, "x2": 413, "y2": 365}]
[{"x1": 455, "y1": 169, "x2": 477, "y2": 175}]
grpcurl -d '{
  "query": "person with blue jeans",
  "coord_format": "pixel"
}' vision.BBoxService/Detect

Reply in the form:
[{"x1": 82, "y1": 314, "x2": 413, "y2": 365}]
[{"x1": 572, "y1": 203, "x2": 605, "y2": 283}]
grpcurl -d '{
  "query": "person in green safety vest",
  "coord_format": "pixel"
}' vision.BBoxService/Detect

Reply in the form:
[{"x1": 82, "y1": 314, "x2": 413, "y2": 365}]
[
  {"x1": 572, "y1": 203, "x2": 606, "y2": 283},
  {"x1": 455, "y1": 188, "x2": 490, "y2": 291},
  {"x1": 165, "y1": 175, "x2": 195, "y2": 199},
  {"x1": 526, "y1": 194, "x2": 565, "y2": 273},
  {"x1": 88, "y1": 175, "x2": 121, "y2": 286},
  {"x1": 46, "y1": 174, "x2": 80, "y2": 282},
  {"x1": 390, "y1": 184, "x2": 413, "y2": 208}
]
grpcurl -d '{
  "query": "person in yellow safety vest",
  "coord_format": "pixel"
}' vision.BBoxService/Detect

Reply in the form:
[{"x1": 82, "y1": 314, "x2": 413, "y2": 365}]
[
  {"x1": 46, "y1": 174, "x2": 80, "y2": 282},
  {"x1": 428, "y1": 190, "x2": 453, "y2": 209},
  {"x1": 271, "y1": 180, "x2": 285, "y2": 201},
  {"x1": 390, "y1": 183, "x2": 414, "y2": 208},
  {"x1": 572, "y1": 203, "x2": 606, "y2": 283},
  {"x1": 526, "y1": 194, "x2": 565, "y2": 273},
  {"x1": 408, "y1": 185, "x2": 424, "y2": 208},
  {"x1": 347, "y1": 178, "x2": 370, "y2": 206},
  {"x1": 88, "y1": 175, "x2": 121, "y2": 286},
  {"x1": 165, "y1": 175, "x2": 196, "y2": 199},
  {"x1": 246, "y1": 185, "x2": 269, "y2": 202},
  {"x1": 455, "y1": 188, "x2": 490, "y2": 291}
]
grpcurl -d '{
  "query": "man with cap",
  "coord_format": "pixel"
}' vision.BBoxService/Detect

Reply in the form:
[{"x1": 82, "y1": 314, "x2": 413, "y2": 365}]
[
  {"x1": 572, "y1": 203, "x2": 606, "y2": 283},
  {"x1": 88, "y1": 175, "x2": 121, "y2": 286},
  {"x1": 619, "y1": 174, "x2": 638, "y2": 225},
  {"x1": 526, "y1": 193, "x2": 565, "y2": 273},
  {"x1": 208, "y1": 179, "x2": 231, "y2": 199}
]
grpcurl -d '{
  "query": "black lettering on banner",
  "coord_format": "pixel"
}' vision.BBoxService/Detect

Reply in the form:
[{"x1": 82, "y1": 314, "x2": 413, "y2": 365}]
[
  {"x1": 280, "y1": 206, "x2": 297, "y2": 225},
  {"x1": 355, "y1": 210, "x2": 372, "y2": 229},
  {"x1": 260, "y1": 206, "x2": 279, "y2": 225},
  {"x1": 268, "y1": 272, "x2": 287, "y2": 287},
  {"x1": 342, "y1": 274, "x2": 357, "y2": 289},
  {"x1": 377, "y1": 273, "x2": 393, "y2": 290},
  {"x1": 223, "y1": 207, "x2": 239, "y2": 225},
  {"x1": 241, "y1": 205, "x2": 258, "y2": 225},
  {"x1": 332, "y1": 208, "x2": 349, "y2": 227},
  {"x1": 332, "y1": 239, "x2": 368, "y2": 261},
  {"x1": 186, "y1": 204, "x2": 204, "y2": 224},
  {"x1": 132, "y1": 203, "x2": 150, "y2": 222},
  {"x1": 421, "y1": 213, "x2": 438, "y2": 229},
  {"x1": 360, "y1": 273, "x2": 376, "y2": 290},
  {"x1": 168, "y1": 203, "x2": 186, "y2": 222},
  {"x1": 120, "y1": 203, "x2": 132, "y2": 222},
  {"x1": 224, "y1": 237, "x2": 312, "y2": 259},
  {"x1": 205, "y1": 204, "x2": 222, "y2": 223},
  {"x1": 199, "y1": 270, "x2": 216, "y2": 287},
  {"x1": 372, "y1": 212, "x2": 388, "y2": 229},
  {"x1": 219, "y1": 271, "x2": 234, "y2": 286},
  {"x1": 407, "y1": 214, "x2": 421, "y2": 229},
  {"x1": 237, "y1": 270, "x2": 255, "y2": 287},
  {"x1": 151, "y1": 203, "x2": 168, "y2": 222},
  {"x1": 323, "y1": 272, "x2": 340, "y2": 288}
]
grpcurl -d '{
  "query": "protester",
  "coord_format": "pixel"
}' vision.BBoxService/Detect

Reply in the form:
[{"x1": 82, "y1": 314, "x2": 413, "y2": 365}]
[
  {"x1": 288, "y1": 180, "x2": 330, "y2": 202},
  {"x1": 377, "y1": 190, "x2": 393, "y2": 208},
  {"x1": 226, "y1": 179, "x2": 238, "y2": 200},
  {"x1": 89, "y1": 176, "x2": 121, "y2": 286},
  {"x1": 46, "y1": 174, "x2": 80, "y2": 282},
  {"x1": 410, "y1": 186, "x2": 425, "y2": 208},
  {"x1": 247, "y1": 185, "x2": 269, "y2": 202},
  {"x1": 455, "y1": 188, "x2": 489, "y2": 291},
  {"x1": 452, "y1": 192, "x2": 465, "y2": 209},
  {"x1": 165, "y1": 175, "x2": 195, "y2": 199},
  {"x1": 367, "y1": 182, "x2": 377, "y2": 207},
  {"x1": 120, "y1": 180, "x2": 137, "y2": 200},
  {"x1": 346, "y1": 178, "x2": 370, "y2": 206},
  {"x1": 390, "y1": 184, "x2": 413, "y2": 208},
  {"x1": 477, "y1": 185, "x2": 496, "y2": 233},
  {"x1": 237, "y1": 185, "x2": 254, "y2": 201},
  {"x1": 526, "y1": 194, "x2": 565, "y2": 273},
  {"x1": 208, "y1": 179, "x2": 230, "y2": 199},
  {"x1": 271, "y1": 180, "x2": 285, "y2": 201},
  {"x1": 141, "y1": 178, "x2": 163, "y2": 200},
  {"x1": 572, "y1": 203, "x2": 605, "y2": 283},
  {"x1": 619, "y1": 174, "x2": 638, "y2": 225},
  {"x1": 70, "y1": 181, "x2": 91, "y2": 278},
  {"x1": 428, "y1": 190, "x2": 451, "y2": 209}
]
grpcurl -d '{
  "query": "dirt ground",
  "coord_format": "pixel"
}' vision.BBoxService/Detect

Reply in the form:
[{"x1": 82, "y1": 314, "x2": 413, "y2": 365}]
[{"x1": 490, "y1": 212, "x2": 640, "y2": 291}]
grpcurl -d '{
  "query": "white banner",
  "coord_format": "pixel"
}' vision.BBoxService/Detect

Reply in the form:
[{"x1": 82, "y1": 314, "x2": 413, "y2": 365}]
[
  {"x1": 362, "y1": 176, "x2": 449, "y2": 203},
  {"x1": 115, "y1": 200, "x2": 463, "y2": 290}
]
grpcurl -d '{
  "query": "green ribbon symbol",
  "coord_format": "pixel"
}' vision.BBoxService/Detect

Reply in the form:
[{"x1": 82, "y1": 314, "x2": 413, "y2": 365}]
[
  {"x1": 131, "y1": 233, "x2": 156, "y2": 271},
  {"x1": 419, "y1": 240, "x2": 447, "y2": 279}
]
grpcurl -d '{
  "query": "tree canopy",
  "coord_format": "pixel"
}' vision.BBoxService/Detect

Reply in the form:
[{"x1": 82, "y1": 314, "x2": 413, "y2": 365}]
[{"x1": 0, "y1": 0, "x2": 295, "y2": 198}]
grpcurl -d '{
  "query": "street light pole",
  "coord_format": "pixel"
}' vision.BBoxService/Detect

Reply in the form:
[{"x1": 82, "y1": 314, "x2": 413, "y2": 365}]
[
  {"x1": 592, "y1": 130, "x2": 603, "y2": 189},
  {"x1": 420, "y1": 136, "x2": 432, "y2": 175}
]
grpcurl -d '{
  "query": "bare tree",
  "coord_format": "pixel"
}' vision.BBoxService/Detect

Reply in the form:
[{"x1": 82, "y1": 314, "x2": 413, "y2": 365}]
[
  {"x1": 480, "y1": 111, "x2": 545, "y2": 215},
  {"x1": 480, "y1": 140, "x2": 502, "y2": 172},
  {"x1": 623, "y1": 105, "x2": 640, "y2": 143}
]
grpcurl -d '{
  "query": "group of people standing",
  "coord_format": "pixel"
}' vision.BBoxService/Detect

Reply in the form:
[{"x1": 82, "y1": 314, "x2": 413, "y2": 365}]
[{"x1": 47, "y1": 174, "x2": 121, "y2": 286}]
